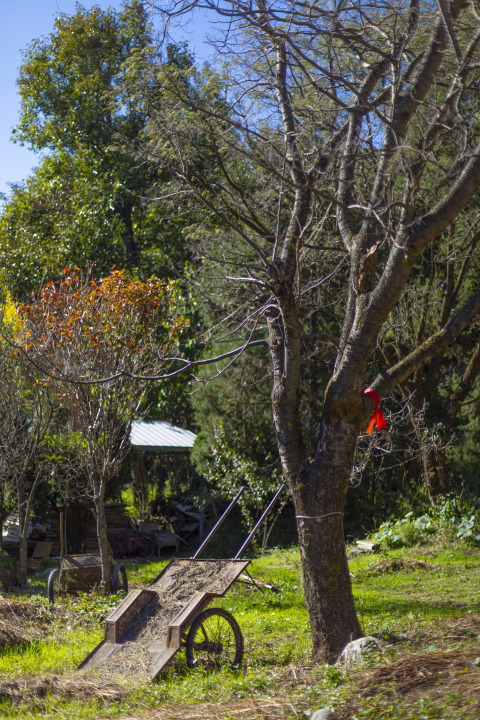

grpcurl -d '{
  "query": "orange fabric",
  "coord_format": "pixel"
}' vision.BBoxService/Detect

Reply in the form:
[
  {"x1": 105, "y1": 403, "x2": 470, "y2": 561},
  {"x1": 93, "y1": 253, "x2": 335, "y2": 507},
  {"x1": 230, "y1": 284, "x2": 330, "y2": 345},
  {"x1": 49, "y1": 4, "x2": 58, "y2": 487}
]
[{"x1": 364, "y1": 388, "x2": 387, "y2": 433}]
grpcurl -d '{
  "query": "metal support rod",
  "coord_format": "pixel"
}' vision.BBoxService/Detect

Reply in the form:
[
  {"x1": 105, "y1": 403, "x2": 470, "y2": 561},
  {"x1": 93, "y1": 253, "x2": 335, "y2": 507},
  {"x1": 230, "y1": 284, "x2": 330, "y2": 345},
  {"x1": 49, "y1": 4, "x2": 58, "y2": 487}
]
[
  {"x1": 60, "y1": 512, "x2": 65, "y2": 564},
  {"x1": 234, "y1": 483, "x2": 286, "y2": 559},
  {"x1": 191, "y1": 487, "x2": 245, "y2": 559}
]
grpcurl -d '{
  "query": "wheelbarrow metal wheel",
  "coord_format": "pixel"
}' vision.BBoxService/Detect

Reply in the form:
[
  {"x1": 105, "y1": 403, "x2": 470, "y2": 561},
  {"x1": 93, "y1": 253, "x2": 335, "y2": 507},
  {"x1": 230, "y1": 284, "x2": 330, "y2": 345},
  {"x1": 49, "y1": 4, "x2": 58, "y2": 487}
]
[
  {"x1": 186, "y1": 608, "x2": 243, "y2": 670},
  {"x1": 47, "y1": 568, "x2": 59, "y2": 604},
  {"x1": 112, "y1": 563, "x2": 128, "y2": 595}
]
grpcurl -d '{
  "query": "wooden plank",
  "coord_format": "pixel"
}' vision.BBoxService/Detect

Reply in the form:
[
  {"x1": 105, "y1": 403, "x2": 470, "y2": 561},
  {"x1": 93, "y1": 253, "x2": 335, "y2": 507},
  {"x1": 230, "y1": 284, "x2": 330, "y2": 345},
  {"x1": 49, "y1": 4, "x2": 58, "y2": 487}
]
[
  {"x1": 32, "y1": 541, "x2": 53, "y2": 558},
  {"x1": 166, "y1": 591, "x2": 212, "y2": 647},
  {"x1": 78, "y1": 640, "x2": 117, "y2": 670},
  {"x1": 62, "y1": 554, "x2": 102, "y2": 569},
  {"x1": 104, "y1": 589, "x2": 156, "y2": 643},
  {"x1": 149, "y1": 646, "x2": 178, "y2": 681}
]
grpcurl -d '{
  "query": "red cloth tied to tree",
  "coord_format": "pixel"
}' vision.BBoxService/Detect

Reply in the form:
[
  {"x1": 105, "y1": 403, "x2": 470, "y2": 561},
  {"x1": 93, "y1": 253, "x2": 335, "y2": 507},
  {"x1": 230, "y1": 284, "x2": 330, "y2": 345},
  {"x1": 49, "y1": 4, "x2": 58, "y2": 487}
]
[{"x1": 364, "y1": 388, "x2": 387, "y2": 434}]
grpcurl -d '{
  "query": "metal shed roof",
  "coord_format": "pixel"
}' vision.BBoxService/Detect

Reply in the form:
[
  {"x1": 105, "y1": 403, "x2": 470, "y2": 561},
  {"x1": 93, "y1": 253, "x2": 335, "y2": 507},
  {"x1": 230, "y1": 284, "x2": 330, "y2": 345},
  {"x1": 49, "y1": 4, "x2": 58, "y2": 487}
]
[{"x1": 130, "y1": 421, "x2": 196, "y2": 453}]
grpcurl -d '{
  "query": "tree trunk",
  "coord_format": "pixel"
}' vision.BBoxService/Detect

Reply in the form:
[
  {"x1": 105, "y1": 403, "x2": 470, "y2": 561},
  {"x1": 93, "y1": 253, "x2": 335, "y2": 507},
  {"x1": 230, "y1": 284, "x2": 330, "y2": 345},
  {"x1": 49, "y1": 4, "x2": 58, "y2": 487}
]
[
  {"x1": 293, "y1": 419, "x2": 363, "y2": 662},
  {"x1": 421, "y1": 443, "x2": 451, "y2": 506},
  {"x1": 116, "y1": 201, "x2": 139, "y2": 265},
  {"x1": 17, "y1": 481, "x2": 28, "y2": 587},
  {"x1": 268, "y1": 293, "x2": 362, "y2": 662},
  {"x1": 93, "y1": 486, "x2": 112, "y2": 592},
  {"x1": 0, "y1": 483, "x2": 3, "y2": 551}
]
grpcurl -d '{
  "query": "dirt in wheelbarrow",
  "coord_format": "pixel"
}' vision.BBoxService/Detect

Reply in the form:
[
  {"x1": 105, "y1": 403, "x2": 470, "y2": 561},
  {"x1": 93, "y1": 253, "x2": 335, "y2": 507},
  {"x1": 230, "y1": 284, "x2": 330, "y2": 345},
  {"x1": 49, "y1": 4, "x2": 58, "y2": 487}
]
[{"x1": 91, "y1": 560, "x2": 237, "y2": 682}]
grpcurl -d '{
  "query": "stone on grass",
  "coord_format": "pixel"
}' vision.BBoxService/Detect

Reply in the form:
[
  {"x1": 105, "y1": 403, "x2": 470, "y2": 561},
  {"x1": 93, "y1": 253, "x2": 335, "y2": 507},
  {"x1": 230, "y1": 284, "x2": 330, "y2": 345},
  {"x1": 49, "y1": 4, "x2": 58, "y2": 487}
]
[
  {"x1": 348, "y1": 548, "x2": 363, "y2": 558},
  {"x1": 336, "y1": 636, "x2": 382, "y2": 666},
  {"x1": 310, "y1": 709, "x2": 334, "y2": 720}
]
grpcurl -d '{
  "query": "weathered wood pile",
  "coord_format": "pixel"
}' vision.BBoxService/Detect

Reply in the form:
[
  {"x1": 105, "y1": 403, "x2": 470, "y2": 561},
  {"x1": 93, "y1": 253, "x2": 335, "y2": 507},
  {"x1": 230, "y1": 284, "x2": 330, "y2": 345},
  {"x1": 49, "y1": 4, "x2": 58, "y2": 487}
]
[
  {"x1": 82, "y1": 503, "x2": 134, "y2": 554},
  {"x1": 1, "y1": 515, "x2": 50, "y2": 560},
  {"x1": 1, "y1": 495, "x2": 222, "y2": 562},
  {"x1": 1, "y1": 503, "x2": 133, "y2": 559},
  {"x1": 150, "y1": 494, "x2": 221, "y2": 543}
]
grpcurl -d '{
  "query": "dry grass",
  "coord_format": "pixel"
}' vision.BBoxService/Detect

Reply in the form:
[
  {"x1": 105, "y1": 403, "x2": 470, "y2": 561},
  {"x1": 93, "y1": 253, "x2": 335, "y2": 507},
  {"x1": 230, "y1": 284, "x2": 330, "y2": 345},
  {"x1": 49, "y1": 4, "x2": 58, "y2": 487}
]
[
  {"x1": 113, "y1": 696, "x2": 310, "y2": 720},
  {"x1": 0, "y1": 624, "x2": 27, "y2": 651},
  {"x1": 94, "y1": 560, "x2": 239, "y2": 682},
  {"x1": 0, "y1": 595, "x2": 66, "y2": 648},
  {"x1": 443, "y1": 614, "x2": 480, "y2": 638},
  {"x1": 0, "y1": 675, "x2": 125, "y2": 705},
  {"x1": 373, "y1": 558, "x2": 433, "y2": 573},
  {"x1": 333, "y1": 649, "x2": 480, "y2": 719}
]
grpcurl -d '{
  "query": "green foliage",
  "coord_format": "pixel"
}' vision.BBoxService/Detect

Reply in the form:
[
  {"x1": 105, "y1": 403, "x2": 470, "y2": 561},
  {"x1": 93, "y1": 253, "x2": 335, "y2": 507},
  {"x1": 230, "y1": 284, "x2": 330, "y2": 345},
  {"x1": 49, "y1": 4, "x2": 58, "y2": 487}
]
[
  {"x1": 0, "y1": 0, "x2": 205, "y2": 438},
  {"x1": 373, "y1": 512, "x2": 435, "y2": 549},
  {"x1": 203, "y1": 424, "x2": 285, "y2": 530},
  {"x1": 0, "y1": 549, "x2": 17, "y2": 591},
  {"x1": 3, "y1": 545, "x2": 480, "y2": 719},
  {"x1": 13, "y1": 1, "x2": 150, "y2": 153},
  {"x1": 0, "y1": 0, "x2": 194, "y2": 295},
  {"x1": 372, "y1": 497, "x2": 480, "y2": 549}
]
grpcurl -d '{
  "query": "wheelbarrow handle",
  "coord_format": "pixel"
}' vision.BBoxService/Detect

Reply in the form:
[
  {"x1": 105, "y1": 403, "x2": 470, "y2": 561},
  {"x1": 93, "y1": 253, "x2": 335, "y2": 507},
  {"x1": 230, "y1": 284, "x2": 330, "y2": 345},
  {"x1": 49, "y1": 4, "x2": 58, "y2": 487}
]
[
  {"x1": 233, "y1": 483, "x2": 287, "y2": 559},
  {"x1": 191, "y1": 487, "x2": 245, "y2": 559}
]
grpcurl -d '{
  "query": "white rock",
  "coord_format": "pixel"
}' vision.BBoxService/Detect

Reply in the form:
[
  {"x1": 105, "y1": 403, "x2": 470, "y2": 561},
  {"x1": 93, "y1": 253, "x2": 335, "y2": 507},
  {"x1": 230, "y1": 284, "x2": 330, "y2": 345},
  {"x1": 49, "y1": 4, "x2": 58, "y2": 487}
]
[
  {"x1": 310, "y1": 709, "x2": 334, "y2": 720},
  {"x1": 336, "y1": 636, "x2": 382, "y2": 666}
]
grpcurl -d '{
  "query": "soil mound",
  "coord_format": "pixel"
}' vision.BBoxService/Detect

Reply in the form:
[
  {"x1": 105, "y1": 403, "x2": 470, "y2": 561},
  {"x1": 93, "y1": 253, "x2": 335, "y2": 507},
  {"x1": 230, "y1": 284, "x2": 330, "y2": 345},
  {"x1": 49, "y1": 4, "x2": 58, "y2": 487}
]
[
  {"x1": 444, "y1": 614, "x2": 480, "y2": 637},
  {"x1": 375, "y1": 558, "x2": 432, "y2": 573},
  {"x1": 0, "y1": 596, "x2": 68, "y2": 647}
]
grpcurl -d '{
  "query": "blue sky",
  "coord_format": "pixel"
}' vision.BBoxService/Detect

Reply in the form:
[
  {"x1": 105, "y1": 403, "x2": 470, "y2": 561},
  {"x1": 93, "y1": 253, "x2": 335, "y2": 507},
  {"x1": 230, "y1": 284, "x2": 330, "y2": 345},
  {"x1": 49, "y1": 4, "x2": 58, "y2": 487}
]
[{"x1": 0, "y1": 1, "x2": 212, "y2": 197}]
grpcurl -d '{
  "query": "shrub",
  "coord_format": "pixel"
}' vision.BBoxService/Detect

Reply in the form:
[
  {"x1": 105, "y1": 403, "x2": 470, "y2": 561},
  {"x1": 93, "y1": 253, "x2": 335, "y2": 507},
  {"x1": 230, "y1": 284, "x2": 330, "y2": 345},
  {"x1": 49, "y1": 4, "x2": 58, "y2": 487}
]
[
  {"x1": 0, "y1": 549, "x2": 17, "y2": 591},
  {"x1": 371, "y1": 498, "x2": 480, "y2": 549}
]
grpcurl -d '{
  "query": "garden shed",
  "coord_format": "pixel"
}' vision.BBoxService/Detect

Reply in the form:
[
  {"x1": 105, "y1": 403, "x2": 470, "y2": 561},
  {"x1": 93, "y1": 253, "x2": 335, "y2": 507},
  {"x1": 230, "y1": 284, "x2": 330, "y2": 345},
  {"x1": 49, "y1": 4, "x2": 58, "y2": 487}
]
[
  {"x1": 129, "y1": 421, "x2": 198, "y2": 521},
  {"x1": 130, "y1": 421, "x2": 196, "y2": 453}
]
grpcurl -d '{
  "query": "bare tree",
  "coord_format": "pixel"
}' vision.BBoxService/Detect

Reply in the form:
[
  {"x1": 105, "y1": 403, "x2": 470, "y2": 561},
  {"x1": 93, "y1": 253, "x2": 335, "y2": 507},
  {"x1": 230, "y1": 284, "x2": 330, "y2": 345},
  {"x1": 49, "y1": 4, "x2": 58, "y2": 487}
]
[
  {"x1": 378, "y1": 230, "x2": 480, "y2": 504},
  {"x1": 0, "y1": 333, "x2": 57, "y2": 586},
  {"x1": 77, "y1": 0, "x2": 480, "y2": 660}
]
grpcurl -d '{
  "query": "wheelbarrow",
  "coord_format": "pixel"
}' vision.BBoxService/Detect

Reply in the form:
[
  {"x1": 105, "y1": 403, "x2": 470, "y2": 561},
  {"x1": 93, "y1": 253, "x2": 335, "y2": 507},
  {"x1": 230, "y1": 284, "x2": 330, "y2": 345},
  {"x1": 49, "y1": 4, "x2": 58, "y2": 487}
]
[
  {"x1": 47, "y1": 513, "x2": 128, "y2": 603},
  {"x1": 47, "y1": 553, "x2": 128, "y2": 603},
  {"x1": 79, "y1": 484, "x2": 285, "y2": 679}
]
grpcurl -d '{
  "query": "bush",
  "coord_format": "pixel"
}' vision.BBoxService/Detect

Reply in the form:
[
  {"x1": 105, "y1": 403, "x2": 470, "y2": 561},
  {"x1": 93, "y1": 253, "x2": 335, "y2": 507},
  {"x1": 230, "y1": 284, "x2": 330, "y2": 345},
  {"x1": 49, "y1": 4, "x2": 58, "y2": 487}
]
[
  {"x1": 373, "y1": 512, "x2": 435, "y2": 549},
  {"x1": 0, "y1": 549, "x2": 17, "y2": 591},
  {"x1": 371, "y1": 498, "x2": 480, "y2": 549}
]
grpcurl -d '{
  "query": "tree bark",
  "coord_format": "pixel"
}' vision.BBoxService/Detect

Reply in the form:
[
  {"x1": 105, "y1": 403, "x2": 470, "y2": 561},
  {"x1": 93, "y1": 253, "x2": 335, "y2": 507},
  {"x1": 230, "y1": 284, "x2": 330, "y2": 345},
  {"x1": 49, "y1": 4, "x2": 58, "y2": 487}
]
[
  {"x1": 294, "y1": 420, "x2": 363, "y2": 661},
  {"x1": 421, "y1": 443, "x2": 451, "y2": 505},
  {"x1": 116, "y1": 201, "x2": 139, "y2": 265},
  {"x1": 17, "y1": 481, "x2": 27, "y2": 587},
  {"x1": 93, "y1": 482, "x2": 112, "y2": 592},
  {"x1": 268, "y1": 285, "x2": 363, "y2": 661}
]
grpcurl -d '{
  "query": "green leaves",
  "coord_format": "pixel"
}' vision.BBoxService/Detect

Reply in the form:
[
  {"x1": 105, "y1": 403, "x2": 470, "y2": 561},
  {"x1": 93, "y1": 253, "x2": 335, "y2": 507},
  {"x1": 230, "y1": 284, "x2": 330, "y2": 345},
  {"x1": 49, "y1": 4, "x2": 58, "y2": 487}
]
[
  {"x1": 14, "y1": 1, "x2": 150, "y2": 153},
  {"x1": 204, "y1": 424, "x2": 285, "y2": 533}
]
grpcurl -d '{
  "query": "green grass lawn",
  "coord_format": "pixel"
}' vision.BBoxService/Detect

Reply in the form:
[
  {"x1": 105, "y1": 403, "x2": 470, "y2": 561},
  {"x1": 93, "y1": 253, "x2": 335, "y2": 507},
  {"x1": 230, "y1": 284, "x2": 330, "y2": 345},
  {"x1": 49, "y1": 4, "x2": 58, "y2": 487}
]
[{"x1": 1, "y1": 544, "x2": 480, "y2": 719}]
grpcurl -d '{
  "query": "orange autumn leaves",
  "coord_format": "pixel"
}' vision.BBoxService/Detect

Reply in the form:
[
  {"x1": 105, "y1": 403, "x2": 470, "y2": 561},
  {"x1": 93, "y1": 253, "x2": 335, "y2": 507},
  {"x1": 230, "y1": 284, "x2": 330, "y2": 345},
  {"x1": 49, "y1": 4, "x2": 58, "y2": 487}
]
[{"x1": 15, "y1": 268, "x2": 188, "y2": 374}]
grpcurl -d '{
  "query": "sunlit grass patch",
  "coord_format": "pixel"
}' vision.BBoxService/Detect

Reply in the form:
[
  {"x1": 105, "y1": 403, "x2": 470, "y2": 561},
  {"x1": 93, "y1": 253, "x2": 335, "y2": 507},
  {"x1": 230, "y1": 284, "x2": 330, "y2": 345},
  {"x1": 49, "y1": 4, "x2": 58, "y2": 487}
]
[
  {"x1": 0, "y1": 628, "x2": 103, "y2": 677},
  {"x1": 1, "y1": 543, "x2": 480, "y2": 719}
]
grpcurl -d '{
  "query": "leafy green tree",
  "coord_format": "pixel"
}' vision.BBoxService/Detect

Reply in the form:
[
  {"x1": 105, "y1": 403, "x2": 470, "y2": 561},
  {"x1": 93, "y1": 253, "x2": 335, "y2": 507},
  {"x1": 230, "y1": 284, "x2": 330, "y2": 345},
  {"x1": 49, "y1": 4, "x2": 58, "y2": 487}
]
[
  {"x1": 0, "y1": 3, "x2": 204, "y2": 433},
  {"x1": 3, "y1": 1, "x2": 193, "y2": 280},
  {"x1": 0, "y1": 148, "x2": 194, "y2": 299},
  {"x1": 13, "y1": 0, "x2": 149, "y2": 268}
]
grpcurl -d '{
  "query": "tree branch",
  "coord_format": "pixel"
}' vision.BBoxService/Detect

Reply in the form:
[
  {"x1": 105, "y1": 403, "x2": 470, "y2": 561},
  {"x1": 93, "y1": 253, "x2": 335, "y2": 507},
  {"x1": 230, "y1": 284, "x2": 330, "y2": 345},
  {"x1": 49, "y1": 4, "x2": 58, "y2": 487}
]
[{"x1": 371, "y1": 289, "x2": 480, "y2": 399}]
